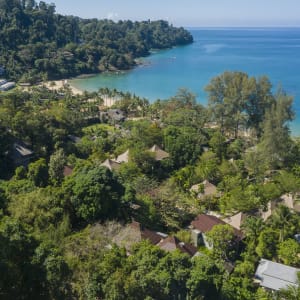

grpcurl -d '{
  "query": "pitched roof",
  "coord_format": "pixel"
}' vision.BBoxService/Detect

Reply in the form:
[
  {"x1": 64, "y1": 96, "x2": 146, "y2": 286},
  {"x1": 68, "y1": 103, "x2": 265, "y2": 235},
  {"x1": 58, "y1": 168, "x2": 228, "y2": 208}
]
[
  {"x1": 157, "y1": 236, "x2": 198, "y2": 257},
  {"x1": 100, "y1": 159, "x2": 121, "y2": 171},
  {"x1": 116, "y1": 149, "x2": 130, "y2": 163},
  {"x1": 190, "y1": 180, "x2": 217, "y2": 198},
  {"x1": 149, "y1": 145, "x2": 169, "y2": 161},
  {"x1": 191, "y1": 214, "x2": 243, "y2": 239},
  {"x1": 222, "y1": 212, "x2": 248, "y2": 230},
  {"x1": 13, "y1": 142, "x2": 34, "y2": 157},
  {"x1": 255, "y1": 259, "x2": 300, "y2": 291},
  {"x1": 130, "y1": 221, "x2": 164, "y2": 245}
]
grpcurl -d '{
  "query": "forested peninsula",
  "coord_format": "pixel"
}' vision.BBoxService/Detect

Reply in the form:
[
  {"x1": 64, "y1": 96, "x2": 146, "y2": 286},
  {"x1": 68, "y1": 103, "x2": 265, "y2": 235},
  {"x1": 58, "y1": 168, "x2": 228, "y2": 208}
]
[
  {"x1": 2, "y1": 1, "x2": 300, "y2": 300},
  {"x1": 0, "y1": 0, "x2": 193, "y2": 82}
]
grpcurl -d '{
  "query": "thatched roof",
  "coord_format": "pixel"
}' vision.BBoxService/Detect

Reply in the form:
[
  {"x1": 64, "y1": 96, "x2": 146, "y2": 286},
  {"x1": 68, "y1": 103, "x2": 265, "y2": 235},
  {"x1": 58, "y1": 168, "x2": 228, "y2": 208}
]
[
  {"x1": 116, "y1": 149, "x2": 130, "y2": 163},
  {"x1": 190, "y1": 180, "x2": 217, "y2": 198},
  {"x1": 149, "y1": 145, "x2": 169, "y2": 161},
  {"x1": 100, "y1": 159, "x2": 121, "y2": 171}
]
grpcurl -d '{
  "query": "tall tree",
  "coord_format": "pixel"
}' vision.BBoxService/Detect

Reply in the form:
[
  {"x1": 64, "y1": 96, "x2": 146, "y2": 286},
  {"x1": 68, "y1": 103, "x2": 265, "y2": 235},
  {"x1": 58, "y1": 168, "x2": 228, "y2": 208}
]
[{"x1": 258, "y1": 88, "x2": 294, "y2": 169}]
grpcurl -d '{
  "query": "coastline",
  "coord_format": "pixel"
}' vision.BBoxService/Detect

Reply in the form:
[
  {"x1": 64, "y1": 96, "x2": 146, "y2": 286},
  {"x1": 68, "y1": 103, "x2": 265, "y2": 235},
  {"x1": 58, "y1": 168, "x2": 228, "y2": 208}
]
[
  {"x1": 45, "y1": 79, "x2": 119, "y2": 107},
  {"x1": 44, "y1": 79, "x2": 83, "y2": 95}
]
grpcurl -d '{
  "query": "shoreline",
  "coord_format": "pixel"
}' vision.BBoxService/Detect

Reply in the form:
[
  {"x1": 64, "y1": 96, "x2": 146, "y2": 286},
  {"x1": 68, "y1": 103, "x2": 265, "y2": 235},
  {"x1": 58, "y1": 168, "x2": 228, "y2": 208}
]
[
  {"x1": 45, "y1": 79, "x2": 119, "y2": 107},
  {"x1": 44, "y1": 79, "x2": 84, "y2": 96}
]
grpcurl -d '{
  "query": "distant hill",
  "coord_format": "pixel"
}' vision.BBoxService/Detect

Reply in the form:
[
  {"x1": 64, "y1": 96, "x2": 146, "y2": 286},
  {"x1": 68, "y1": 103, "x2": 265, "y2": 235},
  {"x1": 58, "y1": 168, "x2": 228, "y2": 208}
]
[{"x1": 0, "y1": 0, "x2": 193, "y2": 82}]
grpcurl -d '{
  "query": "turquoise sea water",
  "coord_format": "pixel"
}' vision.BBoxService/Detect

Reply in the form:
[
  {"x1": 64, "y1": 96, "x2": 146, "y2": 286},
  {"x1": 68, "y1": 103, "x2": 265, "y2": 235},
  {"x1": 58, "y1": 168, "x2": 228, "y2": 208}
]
[{"x1": 71, "y1": 28, "x2": 300, "y2": 135}]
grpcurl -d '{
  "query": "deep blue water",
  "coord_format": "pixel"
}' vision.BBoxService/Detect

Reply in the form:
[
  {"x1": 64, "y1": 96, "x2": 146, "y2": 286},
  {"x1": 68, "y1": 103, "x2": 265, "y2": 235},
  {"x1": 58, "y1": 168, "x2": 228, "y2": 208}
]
[{"x1": 71, "y1": 28, "x2": 300, "y2": 135}]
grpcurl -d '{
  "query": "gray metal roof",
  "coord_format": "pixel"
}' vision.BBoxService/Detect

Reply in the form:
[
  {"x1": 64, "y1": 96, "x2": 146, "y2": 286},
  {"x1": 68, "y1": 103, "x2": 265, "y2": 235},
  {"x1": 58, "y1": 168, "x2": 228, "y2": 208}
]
[{"x1": 255, "y1": 259, "x2": 299, "y2": 291}]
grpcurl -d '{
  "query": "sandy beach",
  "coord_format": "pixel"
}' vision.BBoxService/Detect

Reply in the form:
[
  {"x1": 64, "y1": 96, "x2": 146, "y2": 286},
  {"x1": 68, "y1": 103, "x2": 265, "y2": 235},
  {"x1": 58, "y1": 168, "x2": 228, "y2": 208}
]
[
  {"x1": 45, "y1": 80, "x2": 120, "y2": 107},
  {"x1": 44, "y1": 79, "x2": 84, "y2": 95}
]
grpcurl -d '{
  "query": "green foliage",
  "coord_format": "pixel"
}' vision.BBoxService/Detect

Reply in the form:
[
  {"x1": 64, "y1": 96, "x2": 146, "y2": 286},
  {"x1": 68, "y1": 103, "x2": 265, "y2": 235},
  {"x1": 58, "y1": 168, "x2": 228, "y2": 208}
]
[
  {"x1": 255, "y1": 228, "x2": 279, "y2": 259},
  {"x1": 206, "y1": 224, "x2": 237, "y2": 260},
  {"x1": 48, "y1": 148, "x2": 66, "y2": 186},
  {"x1": 278, "y1": 239, "x2": 300, "y2": 266},
  {"x1": 27, "y1": 158, "x2": 48, "y2": 187},
  {"x1": 258, "y1": 88, "x2": 294, "y2": 169},
  {"x1": 0, "y1": 3, "x2": 192, "y2": 81},
  {"x1": 0, "y1": 216, "x2": 45, "y2": 299},
  {"x1": 65, "y1": 166, "x2": 124, "y2": 224},
  {"x1": 187, "y1": 256, "x2": 223, "y2": 299},
  {"x1": 206, "y1": 71, "x2": 274, "y2": 137}
]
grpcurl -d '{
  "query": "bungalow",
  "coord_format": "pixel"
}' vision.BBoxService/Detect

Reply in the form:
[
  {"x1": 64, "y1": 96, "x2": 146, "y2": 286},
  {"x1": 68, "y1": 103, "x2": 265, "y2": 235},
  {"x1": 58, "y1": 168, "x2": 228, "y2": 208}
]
[
  {"x1": 113, "y1": 221, "x2": 167, "y2": 250},
  {"x1": 190, "y1": 214, "x2": 243, "y2": 248},
  {"x1": 222, "y1": 212, "x2": 248, "y2": 230},
  {"x1": 157, "y1": 236, "x2": 198, "y2": 257},
  {"x1": 148, "y1": 144, "x2": 169, "y2": 161},
  {"x1": 190, "y1": 180, "x2": 217, "y2": 199},
  {"x1": 11, "y1": 142, "x2": 34, "y2": 167},
  {"x1": 260, "y1": 193, "x2": 300, "y2": 221},
  {"x1": 254, "y1": 259, "x2": 300, "y2": 291},
  {"x1": 100, "y1": 159, "x2": 121, "y2": 171},
  {"x1": 116, "y1": 149, "x2": 130, "y2": 163}
]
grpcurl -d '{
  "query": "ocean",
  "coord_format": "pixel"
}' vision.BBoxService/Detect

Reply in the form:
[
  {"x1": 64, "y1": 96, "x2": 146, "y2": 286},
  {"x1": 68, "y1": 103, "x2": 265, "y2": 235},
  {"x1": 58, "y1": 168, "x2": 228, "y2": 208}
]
[{"x1": 71, "y1": 28, "x2": 300, "y2": 135}]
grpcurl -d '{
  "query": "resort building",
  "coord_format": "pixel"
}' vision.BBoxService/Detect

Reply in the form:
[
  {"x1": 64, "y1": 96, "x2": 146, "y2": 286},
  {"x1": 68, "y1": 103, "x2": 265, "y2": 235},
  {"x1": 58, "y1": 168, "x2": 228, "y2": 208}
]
[{"x1": 254, "y1": 259, "x2": 300, "y2": 291}]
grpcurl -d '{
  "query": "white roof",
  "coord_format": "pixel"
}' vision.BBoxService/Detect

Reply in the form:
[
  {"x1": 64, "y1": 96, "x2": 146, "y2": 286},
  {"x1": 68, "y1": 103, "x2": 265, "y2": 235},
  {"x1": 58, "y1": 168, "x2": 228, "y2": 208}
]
[{"x1": 255, "y1": 259, "x2": 299, "y2": 291}]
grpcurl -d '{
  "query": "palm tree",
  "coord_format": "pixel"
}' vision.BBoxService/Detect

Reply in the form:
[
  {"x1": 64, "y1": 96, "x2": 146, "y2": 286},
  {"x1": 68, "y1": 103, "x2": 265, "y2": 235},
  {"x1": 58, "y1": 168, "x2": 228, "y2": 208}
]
[{"x1": 270, "y1": 205, "x2": 293, "y2": 242}]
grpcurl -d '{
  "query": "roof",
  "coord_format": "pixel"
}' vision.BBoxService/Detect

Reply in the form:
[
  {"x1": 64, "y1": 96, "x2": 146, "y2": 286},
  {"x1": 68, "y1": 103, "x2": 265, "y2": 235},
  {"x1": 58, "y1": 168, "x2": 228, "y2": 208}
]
[
  {"x1": 190, "y1": 180, "x2": 217, "y2": 198},
  {"x1": 260, "y1": 200, "x2": 277, "y2": 221},
  {"x1": 68, "y1": 134, "x2": 81, "y2": 143},
  {"x1": 100, "y1": 159, "x2": 121, "y2": 171},
  {"x1": 116, "y1": 149, "x2": 130, "y2": 163},
  {"x1": 222, "y1": 212, "x2": 248, "y2": 230},
  {"x1": 191, "y1": 214, "x2": 225, "y2": 233},
  {"x1": 13, "y1": 142, "x2": 33, "y2": 157},
  {"x1": 158, "y1": 236, "x2": 198, "y2": 257},
  {"x1": 130, "y1": 221, "x2": 164, "y2": 245},
  {"x1": 255, "y1": 259, "x2": 300, "y2": 291},
  {"x1": 191, "y1": 214, "x2": 243, "y2": 239},
  {"x1": 149, "y1": 145, "x2": 169, "y2": 161},
  {"x1": 63, "y1": 166, "x2": 73, "y2": 177}
]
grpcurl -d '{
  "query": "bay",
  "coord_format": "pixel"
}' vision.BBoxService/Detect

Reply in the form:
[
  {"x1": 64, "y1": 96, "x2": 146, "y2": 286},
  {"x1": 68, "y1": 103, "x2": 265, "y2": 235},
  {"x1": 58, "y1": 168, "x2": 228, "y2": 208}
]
[{"x1": 71, "y1": 28, "x2": 300, "y2": 135}]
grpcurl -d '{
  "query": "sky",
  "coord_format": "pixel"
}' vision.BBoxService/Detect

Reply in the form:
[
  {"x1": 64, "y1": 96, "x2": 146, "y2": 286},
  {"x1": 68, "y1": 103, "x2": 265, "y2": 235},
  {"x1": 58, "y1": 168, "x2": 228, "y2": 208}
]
[{"x1": 48, "y1": 0, "x2": 300, "y2": 27}]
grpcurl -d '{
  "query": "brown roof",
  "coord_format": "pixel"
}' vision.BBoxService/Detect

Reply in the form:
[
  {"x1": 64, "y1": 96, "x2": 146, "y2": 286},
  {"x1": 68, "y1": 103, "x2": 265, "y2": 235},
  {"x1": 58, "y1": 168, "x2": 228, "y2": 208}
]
[
  {"x1": 130, "y1": 221, "x2": 163, "y2": 245},
  {"x1": 63, "y1": 165, "x2": 73, "y2": 177},
  {"x1": 149, "y1": 145, "x2": 170, "y2": 161},
  {"x1": 191, "y1": 214, "x2": 243, "y2": 239},
  {"x1": 158, "y1": 236, "x2": 198, "y2": 257}
]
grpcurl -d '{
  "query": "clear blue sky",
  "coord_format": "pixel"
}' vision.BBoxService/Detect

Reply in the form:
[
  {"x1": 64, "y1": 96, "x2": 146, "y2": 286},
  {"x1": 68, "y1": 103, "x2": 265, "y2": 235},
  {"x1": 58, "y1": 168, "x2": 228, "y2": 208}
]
[{"x1": 48, "y1": 0, "x2": 300, "y2": 27}]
